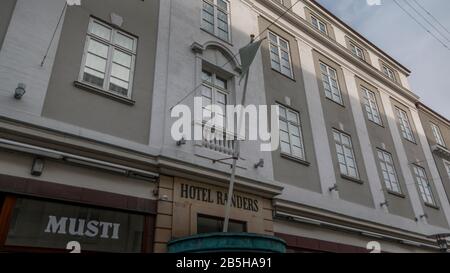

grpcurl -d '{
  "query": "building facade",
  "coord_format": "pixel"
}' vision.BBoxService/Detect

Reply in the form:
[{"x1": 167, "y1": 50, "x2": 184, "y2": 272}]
[{"x1": 0, "y1": 0, "x2": 449, "y2": 253}]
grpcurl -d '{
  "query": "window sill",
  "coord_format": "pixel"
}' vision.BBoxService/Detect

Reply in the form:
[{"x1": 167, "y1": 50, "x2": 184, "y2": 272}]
[
  {"x1": 325, "y1": 96, "x2": 345, "y2": 108},
  {"x1": 424, "y1": 203, "x2": 440, "y2": 210},
  {"x1": 387, "y1": 190, "x2": 406, "y2": 199},
  {"x1": 281, "y1": 153, "x2": 310, "y2": 166},
  {"x1": 270, "y1": 68, "x2": 296, "y2": 82},
  {"x1": 74, "y1": 81, "x2": 135, "y2": 106},
  {"x1": 367, "y1": 119, "x2": 385, "y2": 129},
  {"x1": 341, "y1": 174, "x2": 363, "y2": 184},
  {"x1": 402, "y1": 137, "x2": 417, "y2": 146}
]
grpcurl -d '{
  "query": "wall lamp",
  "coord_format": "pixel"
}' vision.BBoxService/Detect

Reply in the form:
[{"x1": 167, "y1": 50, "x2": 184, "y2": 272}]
[
  {"x1": 176, "y1": 137, "x2": 186, "y2": 146},
  {"x1": 427, "y1": 234, "x2": 450, "y2": 253},
  {"x1": 31, "y1": 157, "x2": 45, "y2": 177},
  {"x1": 380, "y1": 201, "x2": 389, "y2": 208},
  {"x1": 328, "y1": 184, "x2": 339, "y2": 193},
  {"x1": 14, "y1": 83, "x2": 26, "y2": 100},
  {"x1": 254, "y1": 159, "x2": 264, "y2": 169},
  {"x1": 416, "y1": 213, "x2": 428, "y2": 222}
]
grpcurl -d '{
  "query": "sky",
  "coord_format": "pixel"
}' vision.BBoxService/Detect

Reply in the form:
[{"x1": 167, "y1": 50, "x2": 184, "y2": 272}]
[{"x1": 316, "y1": 0, "x2": 450, "y2": 119}]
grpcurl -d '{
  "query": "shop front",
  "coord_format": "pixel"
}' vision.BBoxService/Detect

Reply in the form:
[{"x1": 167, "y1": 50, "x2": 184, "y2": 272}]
[
  {"x1": 153, "y1": 176, "x2": 283, "y2": 252},
  {"x1": 0, "y1": 175, "x2": 157, "y2": 253}
]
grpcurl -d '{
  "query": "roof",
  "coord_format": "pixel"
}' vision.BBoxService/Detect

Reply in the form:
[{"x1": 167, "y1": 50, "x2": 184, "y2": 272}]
[
  {"x1": 416, "y1": 102, "x2": 450, "y2": 125},
  {"x1": 310, "y1": 0, "x2": 412, "y2": 74}
]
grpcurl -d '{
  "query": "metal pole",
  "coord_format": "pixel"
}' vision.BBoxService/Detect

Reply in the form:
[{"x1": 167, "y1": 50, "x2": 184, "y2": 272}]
[{"x1": 223, "y1": 69, "x2": 250, "y2": 232}]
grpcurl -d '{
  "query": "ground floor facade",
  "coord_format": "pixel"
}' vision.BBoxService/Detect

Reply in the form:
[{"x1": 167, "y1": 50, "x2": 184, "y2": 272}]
[{"x1": 0, "y1": 124, "x2": 444, "y2": 253}]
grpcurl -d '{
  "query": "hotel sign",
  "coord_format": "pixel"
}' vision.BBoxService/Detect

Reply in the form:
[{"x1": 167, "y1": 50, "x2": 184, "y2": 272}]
[{"x1": 180, "y1": 183, "x2": 260, "y2": 212}]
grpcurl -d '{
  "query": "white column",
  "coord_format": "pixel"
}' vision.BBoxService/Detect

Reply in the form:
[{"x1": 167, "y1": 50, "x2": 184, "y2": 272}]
[
  {"x1": 149, "y1": 0, "x2": 172, "y2": 148},
  {"x1": 410, "y1": 109, "x2": 450, "y2": 227},
  {"x1": 343, "y1": 68, "x2": 386, "y2": 211},
  {"x1": 0, "y1": 0, "x2": 66, "y2": 116},
  {"x1": 297, "y1": 40, "x2": 338, "y2": 198},
  {"x1": 379, "y1": 92, "x2": 426, "y2": 224}
]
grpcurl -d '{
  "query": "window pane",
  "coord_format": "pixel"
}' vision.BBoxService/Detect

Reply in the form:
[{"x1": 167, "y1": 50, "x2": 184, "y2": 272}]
[
  {"x1": 85, "y1": 53, "x2": 107, "y2": 73},
  {"x1": 113, "y1": 50, "x2": 132, "y2": 68},
  {"x1": 88, "y1": 39, "x2": 109, "y2": 58},
  {"x1": 114, "y1": 32, "x2": 134, "y2": 51},
  {"x1": 215, "y1": 77, "x2": 227, "y2": 89},
  {"x1": 109, "y1": 77, "x2": 129, "y2": 96},
  {"x1": 269, "y1": 32, "x2": 277, "y2": 44},
  {"x1": 281, "y1": 142, "x2": 291, "y2": 154},
  {"x1": 217, "y1": 0, "x2": 228, "y2": 10},
  {"x1": 83, "y1": 68, "x2": 104, "y2": 87},
  {"x1": 91, "y1": 22, "x2": 111, "y2": 40},
  {"x1": 111, "y1": 63, "x2": 130, "y2": 82},
  {"x1": 202, "y1": 71, "x2": 213, "y2": 83},
  {"x1": 287, "y1": 111, "x2": 298, "y2": 124}
]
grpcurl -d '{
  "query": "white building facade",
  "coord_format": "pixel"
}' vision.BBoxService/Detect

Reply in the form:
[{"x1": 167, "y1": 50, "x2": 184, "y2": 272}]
[{"x1": 0, "y1": 0, "x2": 449, "y2": 253}]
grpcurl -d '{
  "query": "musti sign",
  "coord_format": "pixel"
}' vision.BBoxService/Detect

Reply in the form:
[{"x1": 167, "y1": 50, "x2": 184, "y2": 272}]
[{"x1": 5, "y1": 198, "x2": 145, "y2": 253}]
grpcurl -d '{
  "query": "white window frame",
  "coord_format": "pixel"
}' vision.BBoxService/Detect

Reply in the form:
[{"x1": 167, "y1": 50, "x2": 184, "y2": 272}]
[
  {"x1": 431, "y1": 122, "x2": 446, "y2": 147},
  {"x1": 320, "y1": 62, "x2": 343, "y2": 105},
  {"x1": 201, "y1": 0, "x2": 231, "y2": 42},
  {"x1": 268, "y1": 31, "x2": 294, "y2": 78},
  {"x1": 278, "y1": 104, "x2": 306, "y2": 160},
  {"x1": 395, "y1": 107, "x2": 415, "y2": 143},
  {"x1": 377, "y1": 149, "x2": 402, "y2": 194},
  {"x1": 413, "y1": 165, "x2": 436, "y2": 206},
  {"x1": 79, "y1": 18, "x2": 137, "y2": 99},
  {"x1": 350, "y1": 43, "x2": 364, "y2": 60},
  {"x1": 444, "y1": 160, "x2": 450, "y2": 179},
  {"x1": 311, "y1": 15, "x2": 328, "y2": 35},
  {"x1": 361, "y1": 87, "x2": 382, "y2": 125},
  {"x1": 201, "y1": 70, "x2": 229, "y2": 130},
  {"x1": 333, "y1": 130, "x2": 359, "y2": 179},
  {"x1": 382, "y1": 64, "x2": 396, "y2": 82}
]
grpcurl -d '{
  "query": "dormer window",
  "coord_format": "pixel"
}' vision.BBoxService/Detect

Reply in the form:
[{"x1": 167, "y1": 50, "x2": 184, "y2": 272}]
[{"x1": 311, "y1": 15, "x2": 327, "y2": 35}]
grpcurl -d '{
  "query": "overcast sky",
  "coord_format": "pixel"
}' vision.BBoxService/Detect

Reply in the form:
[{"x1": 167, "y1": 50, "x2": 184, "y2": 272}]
[{"x1": 316, "y1": 0, "x2": 450, "y2": 119}]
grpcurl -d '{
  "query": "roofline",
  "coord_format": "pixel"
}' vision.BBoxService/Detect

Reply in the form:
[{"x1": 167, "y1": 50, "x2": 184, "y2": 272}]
[
  {"x1": 416, "y1": 102, "x2": 450, "y2": 125},
  {"x1": 309, "y1": 0, "x2": 412, "y2": 74}
]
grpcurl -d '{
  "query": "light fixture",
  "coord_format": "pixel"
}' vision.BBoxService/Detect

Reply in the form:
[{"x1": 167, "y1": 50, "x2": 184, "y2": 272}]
[
  {"x1": 254, "y1": 159, "x2": 264, "y2": 169},
  {"x1": 31, "y1": 157, "x2": 45, "y2": 177},
  {"x1": 427, "y1": 233, "x2": 450, "y2": 253},
  {"x1": 14, "y1": 83, "x2": 26, "y2": 100},
  {"x1": 329, "y1": 184, "x2": 339, "y2": 192},
  {"x1": 176, "y1": 137, "x2": 186, "y2": 146}
]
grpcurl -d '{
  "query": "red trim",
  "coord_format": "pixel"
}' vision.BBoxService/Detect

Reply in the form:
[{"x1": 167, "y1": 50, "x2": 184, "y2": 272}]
[
  {"x1": 0, "y1": 174, "x2": 156, "y2": 214},
  {"x1": 276, "y1": 232, "x2": 369, "y2": 253}
]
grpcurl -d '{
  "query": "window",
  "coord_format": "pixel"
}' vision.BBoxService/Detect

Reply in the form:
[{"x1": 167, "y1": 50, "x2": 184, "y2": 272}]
[
  {"x1": 350, "y1": 43, "x2": 364, "y2": 60},
  {"x1": 311, "y1": 15, "x2": 327, "y2": 34},
  {"x1": 202, "y1": 0, "x2": 231, "y2": 41},
  {"x1": 382, "y1": 64, "x2": 396, "y2": 82},
  {"x1": 395, "y1": 107, "x2": 415, "y2": 142},
  {"x1": 268, "y1": 32, "x2": 293, "y2": 78},
  {"x1": 413, "y1": 165, "x2": 436, "y2": 206},
  {"x1": 377, "y1": 149, "x2": 401, "y2": 194},
  {"x1": 431, "y1": 123, "x2": 446, "y2": 147},
  {"x1": 278, "y1": 105, "x2": 305, "y2": 160},
  {"x1": 445, "y1": 161, "x2": 450, "y2": 179},
  {"x1": 361, "y1": 87, "x2": 382, "y2": 125},
  {"x1": 80, "y1": 18, "x2": 137, "y2": 98},
  {"x1": 333, "y1": 130, "x2": 359, "y2": 179},
  {"x1": 197, "y1": 215, "x2": 246, "y2": 234},
  {"x1": 201, "y1": 70, "x2": 228, "y2": 128},
  {"x1": 320, "y1": 62, "x2": 343, "y2": 104}
]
